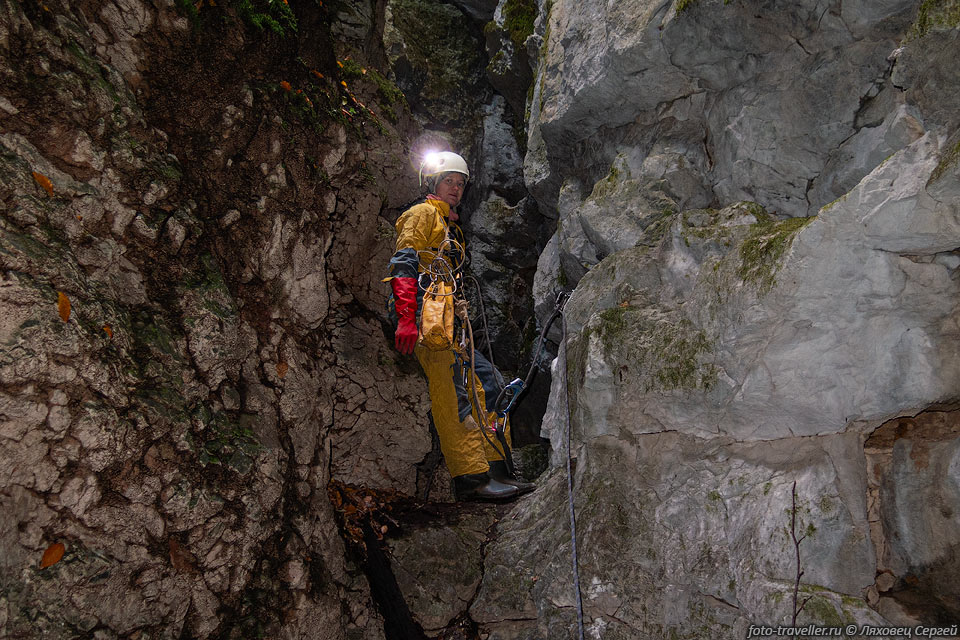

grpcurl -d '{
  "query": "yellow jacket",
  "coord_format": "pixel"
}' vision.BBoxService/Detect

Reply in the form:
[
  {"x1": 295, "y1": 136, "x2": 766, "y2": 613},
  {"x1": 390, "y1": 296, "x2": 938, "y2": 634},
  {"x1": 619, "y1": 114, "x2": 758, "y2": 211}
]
[
  {"x1": 383, "y1": 198, "x2": 511, "y2": 476},
  {"x1": 387, "y1": 198, "x2": 457, "y2": 280}
]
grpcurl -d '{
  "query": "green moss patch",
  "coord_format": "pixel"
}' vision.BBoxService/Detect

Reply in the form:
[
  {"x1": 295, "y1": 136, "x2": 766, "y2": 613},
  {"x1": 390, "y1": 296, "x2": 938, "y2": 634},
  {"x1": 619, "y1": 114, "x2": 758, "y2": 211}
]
[
  {"x1": 930, "y1": 135, "x2": 960, "y2": 185},
  {"x1": 503, "y1": 0, "x2": 537, "y2": 47},
  {"x1": 908, "y1": 0, "x2": 960, "y2": 40},
  {"x1": 588, "y1": 305, "x2": 718, "y2": 392},
  {"x1": 737, "y1": 215, "x2": 812, "y2": 294}
]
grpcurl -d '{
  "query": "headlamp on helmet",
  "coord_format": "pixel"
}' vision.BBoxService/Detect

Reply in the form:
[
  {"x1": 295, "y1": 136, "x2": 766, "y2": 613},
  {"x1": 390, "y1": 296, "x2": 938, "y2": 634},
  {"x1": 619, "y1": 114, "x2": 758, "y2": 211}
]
[{"x1": 419, "y1": 151, "x2": 470, "y2": 187}]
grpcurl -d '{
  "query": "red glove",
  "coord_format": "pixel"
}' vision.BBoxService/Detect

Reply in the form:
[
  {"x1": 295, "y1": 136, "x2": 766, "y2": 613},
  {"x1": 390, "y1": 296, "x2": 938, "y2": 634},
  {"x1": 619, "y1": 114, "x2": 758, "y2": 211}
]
[{"x1": 391, "y1": 277, "x2": 418, "y2": 354}]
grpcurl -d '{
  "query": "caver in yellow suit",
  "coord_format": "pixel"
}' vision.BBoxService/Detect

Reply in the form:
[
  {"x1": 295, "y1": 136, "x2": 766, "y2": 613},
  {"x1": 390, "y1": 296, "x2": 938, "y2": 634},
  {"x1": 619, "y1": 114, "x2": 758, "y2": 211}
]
[{"x1": 385, "y1": 152, "x2": 534, "y2": 501}]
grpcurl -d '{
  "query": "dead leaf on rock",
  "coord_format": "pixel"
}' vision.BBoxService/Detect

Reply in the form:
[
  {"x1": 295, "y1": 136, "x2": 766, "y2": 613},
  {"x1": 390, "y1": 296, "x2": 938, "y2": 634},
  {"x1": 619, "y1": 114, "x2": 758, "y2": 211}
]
[
  {"x1": 327, "y1": 480, "x2": 406, "y2": 550},
  {"x1": 103, "y1": 324, "x2": 113, "y2": 338},
  {"x1": 40, "y1": 542, "x2": 65, "y2": 568},
  {"x1": 57, "y1": 291, "x2": 71, "y2": 322},
  {"x1": 32, "y1": 171, "x2": 54, "y2": 196},
  {"x1": 277, "y1": 362, "x2": 289, "y2": 379},
  {"x1": 168, "y1": 537, "x2": 197, "y2": 573}
]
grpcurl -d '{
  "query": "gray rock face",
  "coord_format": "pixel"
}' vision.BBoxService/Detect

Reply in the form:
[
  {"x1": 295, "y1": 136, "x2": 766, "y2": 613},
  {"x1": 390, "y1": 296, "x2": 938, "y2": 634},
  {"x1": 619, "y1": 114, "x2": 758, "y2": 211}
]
[
  {"x1": 476, "y1": 434, "x2": 888, "y2": 638},
  {"x1": 506, "y1": 127, "x2": 960, "y2": 634},
  {"x1": 552, "y1": 133, "x2": 960, "y2": 445},
  {"x1": 491, "y1": 0, "x2": 960, "y2": 636},
  {"x1": 525, "y1": 0, "x2": 923, "y2": 221},
  {"x1": 387, "y1": 509, "x2": 493, "y2": 633},
  {"x1": 4, "y1": 0, "x2": 960, "y2": 637}
]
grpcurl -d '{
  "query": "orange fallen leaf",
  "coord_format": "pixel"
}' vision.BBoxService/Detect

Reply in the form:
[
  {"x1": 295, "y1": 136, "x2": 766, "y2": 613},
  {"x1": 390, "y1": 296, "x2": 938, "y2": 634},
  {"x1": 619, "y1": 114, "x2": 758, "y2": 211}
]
[
  {"x1": 103, "y1": 324, "x2": 113, "y2": 338},
  {"x1": 336, "y1": 61, "x2": 343, "y2": 68},
  {"x1": 32, "y1": 171, "x2": 54, "y2": 196},
  {"x1": 311, "y1": 70, "x2": 324, "y2": 80},
  {"x1": 41, "y1": 542, "x2": 65, "y2": 568},
  {"x1": 57, "y1": 291, "x2": 71, "y2": 322},
  {"x1": 340, "y1": 81, "x2": 348, "y2": 89},
  {"x1": 280, "y1": 81, "x2": 292, "y2": 91},
  {"x1": 277, "y1": 362, "x2": 289, "y2": 379},
  {"x1": 168, "y1": 538, "x2": 197, "y2": 573}
]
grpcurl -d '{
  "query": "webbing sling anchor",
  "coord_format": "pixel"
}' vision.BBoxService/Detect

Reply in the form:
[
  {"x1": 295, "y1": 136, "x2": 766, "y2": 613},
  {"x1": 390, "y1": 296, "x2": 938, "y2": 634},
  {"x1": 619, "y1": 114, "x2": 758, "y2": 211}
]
[{"x1": 491, "y1": 290, "x2": 569, "y2": 422}]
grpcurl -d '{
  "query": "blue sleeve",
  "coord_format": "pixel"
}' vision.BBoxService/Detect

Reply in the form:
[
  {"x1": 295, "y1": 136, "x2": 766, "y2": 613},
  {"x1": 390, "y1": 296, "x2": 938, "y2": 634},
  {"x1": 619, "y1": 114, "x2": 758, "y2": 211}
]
[{"x1": 388, "y1": 248, "x2": 419, "y2": 279}]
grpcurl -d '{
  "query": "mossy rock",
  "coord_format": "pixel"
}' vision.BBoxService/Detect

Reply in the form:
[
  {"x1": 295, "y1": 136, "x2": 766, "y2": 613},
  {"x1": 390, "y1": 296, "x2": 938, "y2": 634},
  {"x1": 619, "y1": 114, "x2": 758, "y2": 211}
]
[
  {"x1": 737, "y1": 215, "x2": 813, "y2": 294},
  {"x1": 581, "y1": 304, "x2": 718, "y2": 393},
  {"x1": 502, "y1": 0, "x2": 537, "y2": 47},
  {"x1": 908, "y1": 0, "x2": 960, "y2": 40},
  {"x1": 388, "y1": 0, "x2": 485, "y2": 123}
]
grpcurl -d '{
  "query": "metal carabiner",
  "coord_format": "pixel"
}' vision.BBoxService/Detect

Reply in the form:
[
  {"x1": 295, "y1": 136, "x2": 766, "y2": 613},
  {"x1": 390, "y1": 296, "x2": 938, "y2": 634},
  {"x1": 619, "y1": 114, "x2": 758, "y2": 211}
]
[{"x1": 496, "y1": 377, "x2": 526, "y2": 417}]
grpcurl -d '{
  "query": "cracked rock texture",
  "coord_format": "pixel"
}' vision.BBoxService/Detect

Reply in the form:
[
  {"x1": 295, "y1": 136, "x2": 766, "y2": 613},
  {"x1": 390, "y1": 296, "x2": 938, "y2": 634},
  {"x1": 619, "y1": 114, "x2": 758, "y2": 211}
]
[
  {"x1": 0, "y1": 0, "x2": 433, "y2": 637},
  {"x1": 4, "y1": 0, "x2": 960, "y2": 638},
  {"x1": 501, "y1": 0, "x2": 960, "y2": 637}
]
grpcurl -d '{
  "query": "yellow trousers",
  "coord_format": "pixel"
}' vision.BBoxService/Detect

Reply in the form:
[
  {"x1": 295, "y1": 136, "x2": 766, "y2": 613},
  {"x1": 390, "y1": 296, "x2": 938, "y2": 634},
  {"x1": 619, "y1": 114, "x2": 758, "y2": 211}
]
[{"x1": 415, "y1": 344, "x2": 511, "y2": 478}]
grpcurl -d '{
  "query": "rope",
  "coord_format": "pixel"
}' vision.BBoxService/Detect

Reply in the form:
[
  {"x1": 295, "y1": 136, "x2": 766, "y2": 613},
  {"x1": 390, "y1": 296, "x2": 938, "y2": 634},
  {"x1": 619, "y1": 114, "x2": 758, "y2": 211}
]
[
  {"x1": 459, "y1": 306, "x2": 511, "y2": 467},
  {"x1": 561, "y1": 310, "x2": 585, "y2": 639},
  {"x1": 465, "y1": 274, "x2": 499, "y2": 381},
  {"x1": 492, "y1": 299, "x2": 564, "y2": 417}
]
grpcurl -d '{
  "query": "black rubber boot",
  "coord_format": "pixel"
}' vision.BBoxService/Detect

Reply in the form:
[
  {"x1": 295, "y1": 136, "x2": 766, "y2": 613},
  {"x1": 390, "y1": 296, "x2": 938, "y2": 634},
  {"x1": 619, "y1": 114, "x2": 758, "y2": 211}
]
[
  {"x1": 488, "y1": 460, "x2": 536, "y2": 495},
  {"x1": 453, "y1": 473, "x2": 519, "y2": 502}
]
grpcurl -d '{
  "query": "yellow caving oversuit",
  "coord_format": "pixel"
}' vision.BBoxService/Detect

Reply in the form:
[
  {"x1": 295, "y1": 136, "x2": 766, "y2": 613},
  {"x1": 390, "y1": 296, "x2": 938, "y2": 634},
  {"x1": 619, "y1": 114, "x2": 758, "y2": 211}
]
[{"x1": 386, "y1": 198, "x2": 514, "y2": 486}]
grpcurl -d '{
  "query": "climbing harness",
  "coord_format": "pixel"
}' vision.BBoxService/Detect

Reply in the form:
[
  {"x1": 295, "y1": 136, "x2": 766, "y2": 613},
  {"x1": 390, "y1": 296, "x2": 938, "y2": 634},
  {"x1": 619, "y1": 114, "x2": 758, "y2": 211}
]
[{"x1": 412, "y1": 211, "x2": 517, "y2": 472}]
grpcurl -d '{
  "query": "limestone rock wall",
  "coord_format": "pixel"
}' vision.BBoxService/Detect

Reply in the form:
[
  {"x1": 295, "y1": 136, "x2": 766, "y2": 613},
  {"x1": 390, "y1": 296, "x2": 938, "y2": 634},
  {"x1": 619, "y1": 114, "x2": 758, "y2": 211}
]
[
  {"x1": 0, "y1": 1, "x2": 430, "y2": 637},
  {"x1": 4, "y1": 0, "x2": 960, "y2": 637},
  {"x1": 472, "y1": 0, "x2": 960, "y2": 637}
]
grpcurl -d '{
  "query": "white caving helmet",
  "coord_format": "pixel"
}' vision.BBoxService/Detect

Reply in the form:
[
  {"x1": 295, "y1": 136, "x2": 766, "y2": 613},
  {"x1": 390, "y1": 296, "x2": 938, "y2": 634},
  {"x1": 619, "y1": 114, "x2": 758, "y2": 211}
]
[{"x1": 419, "y1": 151, "x2": 470, "y2": 187}]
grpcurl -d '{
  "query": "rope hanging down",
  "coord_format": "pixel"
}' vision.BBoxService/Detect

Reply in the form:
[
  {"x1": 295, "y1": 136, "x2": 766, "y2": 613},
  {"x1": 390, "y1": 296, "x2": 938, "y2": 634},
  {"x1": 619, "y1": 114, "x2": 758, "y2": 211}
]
[
  {"x1": 560, "y1": 304, "x2": 585, "y2": 640},
  {"x1": 467, "y1": 287, "x2": 585, "y2": 637}
]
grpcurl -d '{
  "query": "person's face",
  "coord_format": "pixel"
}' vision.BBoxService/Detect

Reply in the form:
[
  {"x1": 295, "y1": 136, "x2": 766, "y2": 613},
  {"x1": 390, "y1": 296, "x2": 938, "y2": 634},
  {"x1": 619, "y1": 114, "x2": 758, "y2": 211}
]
[{"x1": 434, "y1": 172, "x2": 466, "y2": 208}]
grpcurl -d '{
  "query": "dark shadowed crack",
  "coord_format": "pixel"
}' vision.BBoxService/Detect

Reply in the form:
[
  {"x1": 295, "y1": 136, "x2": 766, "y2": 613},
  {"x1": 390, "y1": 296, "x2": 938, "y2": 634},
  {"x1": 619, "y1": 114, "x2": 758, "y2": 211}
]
[{"x1": 361, "y1": 519, "x2": 430, "y2": 640}]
